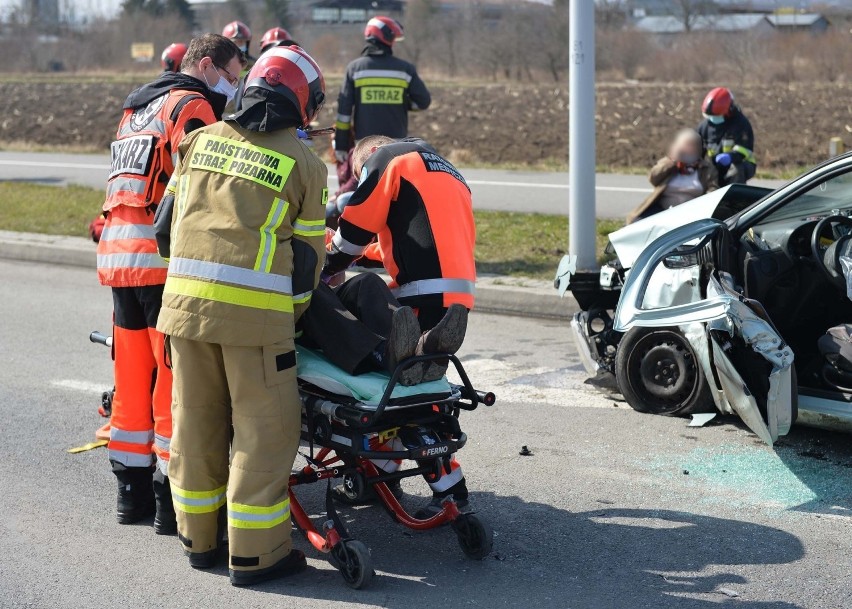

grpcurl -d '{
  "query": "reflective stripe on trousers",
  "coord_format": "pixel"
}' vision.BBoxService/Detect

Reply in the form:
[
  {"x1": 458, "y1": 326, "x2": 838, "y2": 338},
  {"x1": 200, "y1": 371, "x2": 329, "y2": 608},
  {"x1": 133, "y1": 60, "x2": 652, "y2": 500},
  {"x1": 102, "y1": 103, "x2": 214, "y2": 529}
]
[
  {"x1": 154, "y1": 433, "x2": 170, "y2": 475},
  {"x1": 108, "y1": 427, "x2": 154, "y2": 467},
  {"x1": 391, "y1": 278, "x2": 476, "y2": 299},
  {"x1": 228, "y1": 498, "x2": 291, "y2": 529},
  {"x1": 428, "y1": 459, "x2": 464, "y2": 493},
  {"x1": 172, "y1": 484, "x2": 227, "y2": 514}
]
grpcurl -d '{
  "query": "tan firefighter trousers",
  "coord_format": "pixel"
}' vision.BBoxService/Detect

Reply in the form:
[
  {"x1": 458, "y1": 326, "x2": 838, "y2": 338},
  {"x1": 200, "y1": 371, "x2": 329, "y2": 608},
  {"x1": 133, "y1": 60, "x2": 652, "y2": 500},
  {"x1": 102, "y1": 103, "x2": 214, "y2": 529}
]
[{"x1": 168, "y1": 335, "x2": 301, "y2": 572}]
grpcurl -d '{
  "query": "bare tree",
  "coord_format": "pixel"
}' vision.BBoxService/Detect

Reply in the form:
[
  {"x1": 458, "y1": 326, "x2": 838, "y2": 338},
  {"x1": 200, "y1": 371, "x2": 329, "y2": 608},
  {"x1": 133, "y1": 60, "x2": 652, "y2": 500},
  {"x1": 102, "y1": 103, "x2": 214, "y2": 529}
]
[
  {"x1": 674, "y1": 0, "x2": 716, "y2": 33},
  {"x1": 402, "y1": 0, "x2": 439, "y2": 66}
]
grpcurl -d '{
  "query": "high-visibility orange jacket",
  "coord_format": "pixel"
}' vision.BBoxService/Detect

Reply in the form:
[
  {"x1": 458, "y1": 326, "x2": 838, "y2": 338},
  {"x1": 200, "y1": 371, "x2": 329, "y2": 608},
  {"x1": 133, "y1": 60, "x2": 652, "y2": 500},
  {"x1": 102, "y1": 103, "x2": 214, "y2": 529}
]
[
  {"x1": 326, "y1": 140, "x2": 476, "y2": 310},
  {"x1": 97, "y1": 72, "x2": 226, "y2": 288}
]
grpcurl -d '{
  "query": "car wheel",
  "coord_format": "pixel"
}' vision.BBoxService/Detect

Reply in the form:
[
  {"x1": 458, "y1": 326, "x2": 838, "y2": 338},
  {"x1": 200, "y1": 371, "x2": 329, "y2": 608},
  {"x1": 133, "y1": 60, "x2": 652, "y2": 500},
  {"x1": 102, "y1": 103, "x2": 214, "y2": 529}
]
[{"x1": 615, "y1": 326, "x2": 714, "y2": 416}]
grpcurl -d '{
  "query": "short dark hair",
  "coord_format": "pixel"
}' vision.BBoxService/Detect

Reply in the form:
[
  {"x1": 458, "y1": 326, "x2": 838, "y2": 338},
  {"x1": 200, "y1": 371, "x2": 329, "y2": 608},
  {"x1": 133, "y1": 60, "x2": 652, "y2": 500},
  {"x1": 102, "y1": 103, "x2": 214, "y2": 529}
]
[{"x1": 181, "y1": 34, "x2": 241, "y2": 72}]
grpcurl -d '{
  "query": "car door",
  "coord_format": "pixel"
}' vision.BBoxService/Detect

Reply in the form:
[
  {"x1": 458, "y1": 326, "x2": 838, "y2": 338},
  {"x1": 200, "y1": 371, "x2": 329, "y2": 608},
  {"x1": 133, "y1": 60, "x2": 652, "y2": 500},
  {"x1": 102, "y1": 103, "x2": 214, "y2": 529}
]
[{"x1": 613, "y1": 219, "x2": 794, "y2": 444}]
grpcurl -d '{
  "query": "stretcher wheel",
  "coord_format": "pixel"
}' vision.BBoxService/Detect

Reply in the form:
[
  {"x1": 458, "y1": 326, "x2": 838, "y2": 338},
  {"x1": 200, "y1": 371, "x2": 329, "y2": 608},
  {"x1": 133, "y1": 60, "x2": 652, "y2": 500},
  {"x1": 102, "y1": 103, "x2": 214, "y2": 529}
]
[
  {"x1": 338, "y1": 473, "x2": 368, "y2": 503},
  {"x1": 99, "y1": 389, "x2": 114, "y2": 418},
  {"x1": 332, "y1": 539, "x2": 374, "y2": 589},
  {"x1": 452, "y1": 514, "x2": 493, "y2": 560}
]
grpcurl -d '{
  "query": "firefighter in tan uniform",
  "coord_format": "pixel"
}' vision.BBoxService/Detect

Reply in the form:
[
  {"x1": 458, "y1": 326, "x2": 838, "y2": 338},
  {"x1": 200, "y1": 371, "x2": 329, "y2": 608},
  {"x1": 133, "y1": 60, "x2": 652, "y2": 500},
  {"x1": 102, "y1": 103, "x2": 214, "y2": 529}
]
[{"x1": 154, "y1": 46, "x2": 328, "y2": 586}]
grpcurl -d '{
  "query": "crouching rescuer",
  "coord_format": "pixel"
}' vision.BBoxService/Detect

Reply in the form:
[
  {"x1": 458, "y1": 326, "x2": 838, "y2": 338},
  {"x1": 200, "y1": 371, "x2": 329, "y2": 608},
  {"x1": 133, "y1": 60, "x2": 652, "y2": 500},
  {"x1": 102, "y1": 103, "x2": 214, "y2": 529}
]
[
  {"x1": 153, "y1": 46, "x2": 328, "y2": 585},
  {"x1": 96, "y1": 33, "x2": 242, "y2": 533}
]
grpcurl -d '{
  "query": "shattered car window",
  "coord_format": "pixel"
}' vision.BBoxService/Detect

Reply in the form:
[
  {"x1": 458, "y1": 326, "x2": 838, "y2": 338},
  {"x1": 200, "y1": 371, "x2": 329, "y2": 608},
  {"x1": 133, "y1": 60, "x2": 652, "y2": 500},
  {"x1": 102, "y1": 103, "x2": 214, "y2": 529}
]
[{"x1": 760, "y1": 171, "x2": 852, "y2": 224}]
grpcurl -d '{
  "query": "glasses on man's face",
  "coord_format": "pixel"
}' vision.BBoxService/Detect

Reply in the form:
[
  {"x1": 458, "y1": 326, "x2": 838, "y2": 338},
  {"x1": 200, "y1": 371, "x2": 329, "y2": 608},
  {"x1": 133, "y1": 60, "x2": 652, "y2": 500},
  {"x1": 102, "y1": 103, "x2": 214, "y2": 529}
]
[{"x1": 214, "y1": 63, "x2": 239, "y2": 86}]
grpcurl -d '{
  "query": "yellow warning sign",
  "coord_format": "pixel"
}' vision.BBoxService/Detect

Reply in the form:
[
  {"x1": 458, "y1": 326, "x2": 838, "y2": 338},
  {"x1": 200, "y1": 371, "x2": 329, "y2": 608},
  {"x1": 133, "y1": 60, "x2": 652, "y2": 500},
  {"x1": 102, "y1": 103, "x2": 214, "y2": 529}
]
[{"x1": 131, "y1": 42, "x2": 155, "y2": 62}]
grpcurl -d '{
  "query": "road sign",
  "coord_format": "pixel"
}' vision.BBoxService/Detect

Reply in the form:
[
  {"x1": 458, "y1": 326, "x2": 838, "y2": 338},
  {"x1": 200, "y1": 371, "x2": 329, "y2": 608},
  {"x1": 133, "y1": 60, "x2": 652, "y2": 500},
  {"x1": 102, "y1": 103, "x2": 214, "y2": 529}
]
[{"x1": 131, "y1": 43, "x2": 155, "y2": 62}]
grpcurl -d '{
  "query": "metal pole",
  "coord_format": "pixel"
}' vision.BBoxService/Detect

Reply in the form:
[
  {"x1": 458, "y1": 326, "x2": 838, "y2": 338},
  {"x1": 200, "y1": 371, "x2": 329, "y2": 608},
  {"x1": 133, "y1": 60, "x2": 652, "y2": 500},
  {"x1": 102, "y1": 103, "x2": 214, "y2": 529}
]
[{"x1": 568, "y1": 0, "x2": 596, "y2": 271}]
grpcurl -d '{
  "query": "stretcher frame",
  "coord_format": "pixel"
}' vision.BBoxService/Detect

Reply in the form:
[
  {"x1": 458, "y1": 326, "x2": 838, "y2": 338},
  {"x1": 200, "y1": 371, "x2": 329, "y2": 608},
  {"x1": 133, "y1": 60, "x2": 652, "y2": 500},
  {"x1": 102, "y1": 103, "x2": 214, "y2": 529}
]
[{"x1": 290, "y1": 352, "x2": 496, "y2": 589}]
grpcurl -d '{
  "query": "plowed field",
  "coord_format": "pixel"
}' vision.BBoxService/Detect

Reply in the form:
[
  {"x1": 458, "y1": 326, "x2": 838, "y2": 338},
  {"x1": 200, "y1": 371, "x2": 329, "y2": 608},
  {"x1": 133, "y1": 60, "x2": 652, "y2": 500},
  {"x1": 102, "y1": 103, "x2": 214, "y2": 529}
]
[{"x1": 1, "y1": 79, "x2": 849, "y2": 173}]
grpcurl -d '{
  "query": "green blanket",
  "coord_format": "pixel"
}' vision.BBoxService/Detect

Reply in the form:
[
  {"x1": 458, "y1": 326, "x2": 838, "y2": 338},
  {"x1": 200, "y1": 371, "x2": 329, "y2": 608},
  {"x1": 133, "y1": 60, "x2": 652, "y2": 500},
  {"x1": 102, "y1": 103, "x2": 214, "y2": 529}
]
[{"x1": 296, "y1": 346, "x2": 452, "y2": 405}]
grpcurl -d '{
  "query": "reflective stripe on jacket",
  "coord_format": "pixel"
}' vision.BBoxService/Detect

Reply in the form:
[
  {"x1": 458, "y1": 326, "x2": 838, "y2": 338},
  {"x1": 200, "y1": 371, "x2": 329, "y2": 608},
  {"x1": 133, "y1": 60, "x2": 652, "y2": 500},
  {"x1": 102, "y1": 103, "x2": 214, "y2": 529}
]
[
  {"x1": 96, "y1": 205, "x2": 169, "y2": 286},
  {"x1": 335, "y1": 49, "x2": 430, "y2": 151},
  {"x1": 98, "y1": 89, "x2": 217, "y2": 287},
  {"x1": 103, "y1": 90, "x2": 215, "y2": 213},
  {"x1": 327, "y1": 140, "x2": 476, "y2": 310},
  {"x1": 156, "y1": 121, "x2": 328, "y2": 347}
]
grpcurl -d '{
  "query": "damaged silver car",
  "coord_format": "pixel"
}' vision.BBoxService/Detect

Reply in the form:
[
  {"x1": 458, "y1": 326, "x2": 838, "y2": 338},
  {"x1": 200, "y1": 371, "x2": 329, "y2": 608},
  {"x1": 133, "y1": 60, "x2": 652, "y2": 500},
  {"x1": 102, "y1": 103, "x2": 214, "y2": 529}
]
[{"x1": 558, "y1": 153, "x2": 852, "y2": 443}]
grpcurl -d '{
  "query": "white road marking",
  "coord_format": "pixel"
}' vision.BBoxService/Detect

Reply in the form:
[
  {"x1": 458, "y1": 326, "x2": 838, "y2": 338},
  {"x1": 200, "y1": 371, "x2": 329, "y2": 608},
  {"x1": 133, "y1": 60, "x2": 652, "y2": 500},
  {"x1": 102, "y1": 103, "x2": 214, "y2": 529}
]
[
  {"x1": 0, "y1": 160, "x2": 110, "y2": 170},
  {"x1": 448, "y1": 358, "x2": 614, "y2": 408},
  {"x1": 468, "y1": 179, "x2": 649, "y2": 193},
  {"x1": 51, "y1": 379, "x2": 108, "y2": 393},
  {"x1": 0, "y1": 159, "x2": 650, "y2": 192}
]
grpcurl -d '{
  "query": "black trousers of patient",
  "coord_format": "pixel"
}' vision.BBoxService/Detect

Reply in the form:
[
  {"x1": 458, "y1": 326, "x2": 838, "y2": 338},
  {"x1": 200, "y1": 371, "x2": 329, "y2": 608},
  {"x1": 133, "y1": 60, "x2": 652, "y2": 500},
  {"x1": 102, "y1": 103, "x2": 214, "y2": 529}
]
[{"x1": 300, "y1": 273, "x2": 446, "y2": 375}]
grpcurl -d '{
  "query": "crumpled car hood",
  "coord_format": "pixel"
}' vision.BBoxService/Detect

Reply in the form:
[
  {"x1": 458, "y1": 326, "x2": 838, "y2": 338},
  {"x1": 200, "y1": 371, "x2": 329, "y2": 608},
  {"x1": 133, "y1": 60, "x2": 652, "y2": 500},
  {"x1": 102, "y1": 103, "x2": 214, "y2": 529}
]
[{"x1": 608, "y1": 187, "x2": 734, "y2": 269}]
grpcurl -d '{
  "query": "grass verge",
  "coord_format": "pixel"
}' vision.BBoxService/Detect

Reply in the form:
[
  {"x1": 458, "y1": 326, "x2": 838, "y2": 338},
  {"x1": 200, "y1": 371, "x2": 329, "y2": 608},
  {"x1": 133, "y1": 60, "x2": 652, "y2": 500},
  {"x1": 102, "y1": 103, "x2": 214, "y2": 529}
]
[
  {"x1": 475, "y1": 211, "x2": 622, "y2": 279},
  {"x1": 0, "y1": 182, "x2": 102, "y2": 237},
  {"x1": 0, "y1": 182, "x2": 623, "y2": 280}
]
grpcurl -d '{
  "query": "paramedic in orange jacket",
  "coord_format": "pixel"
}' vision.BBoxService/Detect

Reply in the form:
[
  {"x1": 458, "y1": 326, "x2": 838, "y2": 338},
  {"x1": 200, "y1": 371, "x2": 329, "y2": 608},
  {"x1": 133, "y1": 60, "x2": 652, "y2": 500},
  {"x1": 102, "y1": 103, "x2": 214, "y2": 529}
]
[
  {"x1": 96, "y1": 33, "x2": 243, "y2": 534},
  {"x1": 308, "y1": 135, "x2": 475, "y2": 517}
]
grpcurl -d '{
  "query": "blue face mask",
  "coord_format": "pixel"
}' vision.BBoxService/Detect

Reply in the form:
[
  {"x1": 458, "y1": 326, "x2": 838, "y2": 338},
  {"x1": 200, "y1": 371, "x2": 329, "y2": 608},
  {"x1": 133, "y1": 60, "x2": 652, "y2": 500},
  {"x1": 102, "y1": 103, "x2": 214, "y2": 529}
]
[{"x1": 705, "y1": 114, "x2": 725, "y2": 125}]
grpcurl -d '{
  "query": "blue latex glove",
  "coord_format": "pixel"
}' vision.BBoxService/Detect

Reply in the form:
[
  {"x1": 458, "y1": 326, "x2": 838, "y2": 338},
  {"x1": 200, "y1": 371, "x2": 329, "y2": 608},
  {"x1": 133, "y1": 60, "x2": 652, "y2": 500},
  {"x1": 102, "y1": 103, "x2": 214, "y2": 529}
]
[
  {"x1": 715, "y1": 153, "x2": 732, "y2": 167},
  {"x1": 297, "y1": 128, "x2": 308, "y2": 140}
]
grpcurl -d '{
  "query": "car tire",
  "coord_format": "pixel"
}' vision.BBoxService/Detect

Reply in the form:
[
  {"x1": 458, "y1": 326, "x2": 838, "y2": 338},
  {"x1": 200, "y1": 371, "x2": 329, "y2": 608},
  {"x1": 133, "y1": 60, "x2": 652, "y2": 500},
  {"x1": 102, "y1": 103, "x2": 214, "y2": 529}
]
[{"x1": 615, "y1": 326, "x2": 714, "y2": 416}]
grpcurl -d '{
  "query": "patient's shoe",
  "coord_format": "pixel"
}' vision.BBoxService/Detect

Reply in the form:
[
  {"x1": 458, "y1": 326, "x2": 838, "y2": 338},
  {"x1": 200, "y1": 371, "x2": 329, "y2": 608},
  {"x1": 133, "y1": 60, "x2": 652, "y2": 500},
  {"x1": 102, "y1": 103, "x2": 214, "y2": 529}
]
[
  {"x1": 332, "y1": 479, "x2": 404, "y2": 505},
  {"x1": 413, "y1": 495, "x2": 470, "y2": 520},
  {"x1": 416, "y1": 305, "x2": 469, "y2": 381},
  {"x1": 384, "y1": 306, "x2": 423, "y2": 386}
]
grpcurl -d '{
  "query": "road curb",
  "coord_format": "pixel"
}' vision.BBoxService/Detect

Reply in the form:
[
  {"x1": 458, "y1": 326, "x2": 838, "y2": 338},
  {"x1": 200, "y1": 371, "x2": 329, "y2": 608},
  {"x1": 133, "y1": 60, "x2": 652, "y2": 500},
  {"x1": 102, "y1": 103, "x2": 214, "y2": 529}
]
[
  {"x1": 0, "y1": 230, "x2": 579, "y2": 320},
  {"x1": 0, "y1": 230, "x2": 95, "y2": 268}
]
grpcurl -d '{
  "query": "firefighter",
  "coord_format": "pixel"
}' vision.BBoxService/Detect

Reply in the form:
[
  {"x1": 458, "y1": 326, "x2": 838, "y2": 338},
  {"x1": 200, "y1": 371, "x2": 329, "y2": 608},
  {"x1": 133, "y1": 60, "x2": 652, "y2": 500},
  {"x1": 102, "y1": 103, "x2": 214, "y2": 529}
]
[
  {"x1": 259, "y1": 27, "x2": 298, "y2": 53},
  {"x1": 222, "y1": 20, "x2": 254, "y2": 71},
  {"x1": 155, "y1": 46, "x2": 328, "y2": 584},
  {"x1": 333, "y1": 16, "x2": 430, "y2": 197},
  {"x1": 96, "y1": 33, "x2": 243, "y2": 534},
  {"x1": 306, "y1": 135, "x2": 474, "y2": 518},
  {"x1": 232, "y1": 27, "x2": 299, "y2": 112},
  {"x1": 697, "y1": 87, "x2": 756, "y2": 186},
  {"x1": 160, "y1": 42, "x2": 187, "y2": 73}
]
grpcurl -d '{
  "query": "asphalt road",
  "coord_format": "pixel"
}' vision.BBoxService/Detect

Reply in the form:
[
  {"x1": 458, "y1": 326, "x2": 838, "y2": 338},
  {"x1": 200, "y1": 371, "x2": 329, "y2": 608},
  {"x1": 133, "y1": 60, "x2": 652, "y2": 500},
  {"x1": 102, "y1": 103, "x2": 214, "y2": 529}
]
[
  {"x1": 1, "y1": 258, "x2": 850, "y2": 608},
  {"x1": 0, "y1": 150, "x2": 788, "y2": 219}
]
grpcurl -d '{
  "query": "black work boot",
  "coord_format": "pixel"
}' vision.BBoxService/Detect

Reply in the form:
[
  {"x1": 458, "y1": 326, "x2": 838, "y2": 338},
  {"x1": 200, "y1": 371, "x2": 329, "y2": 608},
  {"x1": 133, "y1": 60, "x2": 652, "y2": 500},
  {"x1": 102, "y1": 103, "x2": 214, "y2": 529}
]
[
  {"x1": 152, "y1": 469, "x2": 177, "y2": 535},
  {"x1": 416, "y1": 304, "x2": 469, "y2": 381},
  {"x1": 384, "y1": 306, "x2": 423, "y2": 386},
  {"x1": 230, "y1": 549, "x2": 307, "y2": 587},
  {"x1": 112, "y1": 462, "x2": 155, "y2": 525}
]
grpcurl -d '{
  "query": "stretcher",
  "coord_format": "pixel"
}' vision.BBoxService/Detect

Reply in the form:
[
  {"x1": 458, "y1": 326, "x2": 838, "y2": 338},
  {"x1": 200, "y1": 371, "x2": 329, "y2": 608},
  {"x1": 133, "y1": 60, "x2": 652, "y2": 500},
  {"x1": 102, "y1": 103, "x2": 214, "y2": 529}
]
[
  {"x1": 89, "y1": 331, "x2": 495, "y2": 590},
  {"x1": 291, "y1": 345, "x2": 496, "y2": 589}
]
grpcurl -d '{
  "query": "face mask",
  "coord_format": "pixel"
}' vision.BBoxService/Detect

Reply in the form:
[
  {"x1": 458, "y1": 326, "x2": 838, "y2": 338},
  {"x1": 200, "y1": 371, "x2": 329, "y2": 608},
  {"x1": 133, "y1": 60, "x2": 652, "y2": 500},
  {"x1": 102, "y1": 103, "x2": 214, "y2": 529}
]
[
  {"x1": 705, "y1": 114, "x2": 725, "y2": 125},
  {"x1": 679, "y1": 153, "x2": 700, "y2": 165},
  {"x1": 203, "y1": 67, "x2": 237, "y2": 103}
]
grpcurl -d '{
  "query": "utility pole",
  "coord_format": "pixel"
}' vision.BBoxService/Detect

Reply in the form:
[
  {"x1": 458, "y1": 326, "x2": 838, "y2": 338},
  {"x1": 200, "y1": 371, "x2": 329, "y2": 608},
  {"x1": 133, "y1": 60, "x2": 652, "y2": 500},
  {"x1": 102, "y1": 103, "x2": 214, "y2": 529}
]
[{"x1": 568, "y1": 0, "x2": 596, "y2": 271}]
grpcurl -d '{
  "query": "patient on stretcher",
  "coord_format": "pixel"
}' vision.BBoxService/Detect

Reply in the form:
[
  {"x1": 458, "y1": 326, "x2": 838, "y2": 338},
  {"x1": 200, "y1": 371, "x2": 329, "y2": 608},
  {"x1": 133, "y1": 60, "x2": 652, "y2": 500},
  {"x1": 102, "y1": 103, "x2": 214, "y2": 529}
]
[{"x1": 299, "y1": 273, "x2": 469, "y2": 387}]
